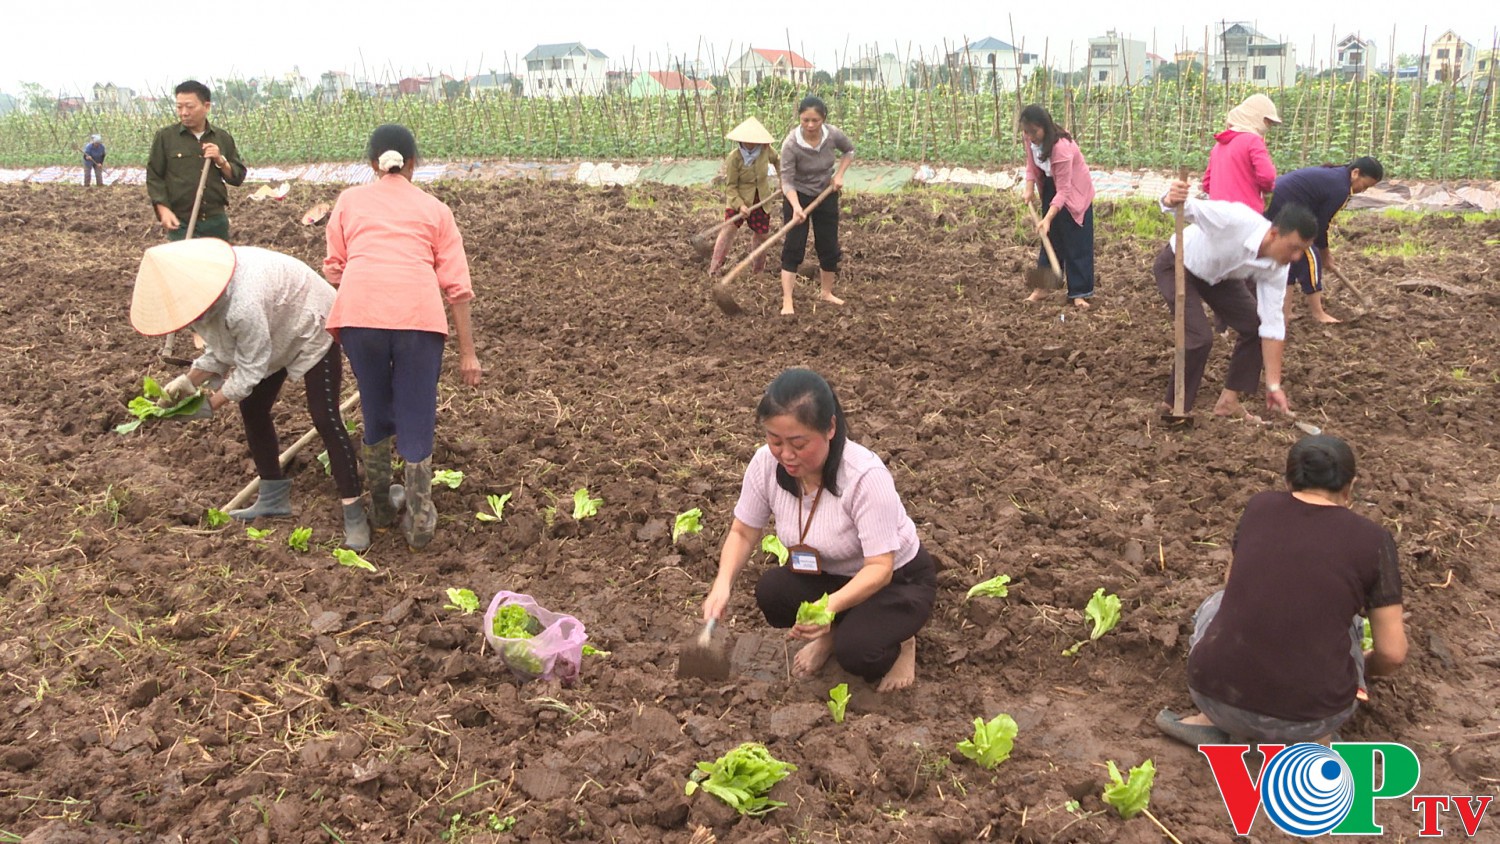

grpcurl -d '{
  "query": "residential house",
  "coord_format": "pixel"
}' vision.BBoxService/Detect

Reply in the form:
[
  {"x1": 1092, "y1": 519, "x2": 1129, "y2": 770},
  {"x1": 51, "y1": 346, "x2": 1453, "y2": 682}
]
[
  {"x1": 1477, "y1": 49, "x2": 1500, "y2": 90},
  {"x1": 726, "y1": 48, "x2": 814, "y2": 88},
  {"x1": 468, "y1": 72, "x2": 519, "y2": 97},
  {"x1": 1335, "y1": 34, "x2": 1377, "y2": 80},
  {"x1": 626, "y1": 71, "x2": 713, "y2": 97},
  {"x1": 1427, "y1": 30, "x2": 1474, "y2": 85},
  {"x1": 55, "y1": 97, "x2": 85, "y2": 114},
  {"x1": 946, "y1": 37, "x2": 1037, "y2": 92},
  {"x1": 396, "y1": 76, "x2": 448, "y2": 100},
  {"x1": 1087, "y1": 30, "x2": 1147, "y2": 86},
  {"x1": 1212, "y1": 22, "x2": 1296, "y2": 87},
  {"x1": 90, "y1": 83, "x2": 137, "y2": 108},
  {"x1": 1146, "y1": 53, "x2": 1168, "y2": 79},
  {"x1": 320, "y1": 71, "x2": 354, "y2": 101},
  {"x1": 605, "y1": 70, "x2": 632, "y2": 94},
  {"x1": 523, "y1": 42, "x2": 609, "y2": 97},
  {"x1": 839, "y1": 52, "x2": 906, "y2": 89}
]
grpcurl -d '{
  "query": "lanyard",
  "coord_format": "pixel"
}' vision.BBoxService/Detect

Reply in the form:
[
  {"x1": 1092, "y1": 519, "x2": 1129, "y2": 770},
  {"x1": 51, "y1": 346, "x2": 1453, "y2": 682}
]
[{"x1": 797, "y1": 484, "x2": 825, "y2": 544}]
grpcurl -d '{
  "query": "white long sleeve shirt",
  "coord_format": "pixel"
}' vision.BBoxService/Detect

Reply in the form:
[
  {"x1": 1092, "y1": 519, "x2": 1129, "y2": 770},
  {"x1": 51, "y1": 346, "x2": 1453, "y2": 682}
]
[
  {"x1": 1163, "y1": 197, "x2": 1290, "y2": 341},
  {"x1": 191, "y1": 247, "x2": 337, "y2": 402}
]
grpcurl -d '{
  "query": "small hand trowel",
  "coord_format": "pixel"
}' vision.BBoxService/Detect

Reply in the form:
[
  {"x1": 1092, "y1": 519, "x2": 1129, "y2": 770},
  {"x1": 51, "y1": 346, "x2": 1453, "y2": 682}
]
[{"x1": 676, "y1": 618, "x2": 731, "y2": 680}]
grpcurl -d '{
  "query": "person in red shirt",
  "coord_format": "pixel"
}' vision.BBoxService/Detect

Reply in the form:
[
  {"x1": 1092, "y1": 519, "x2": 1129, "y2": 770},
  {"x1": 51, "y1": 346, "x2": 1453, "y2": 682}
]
[
  {"x1": 1203, "y1": 94, "x2": 1281, "y2": 211},
  {"x1": 324, "y1": 124, "x2": 482, "y2": 549}
]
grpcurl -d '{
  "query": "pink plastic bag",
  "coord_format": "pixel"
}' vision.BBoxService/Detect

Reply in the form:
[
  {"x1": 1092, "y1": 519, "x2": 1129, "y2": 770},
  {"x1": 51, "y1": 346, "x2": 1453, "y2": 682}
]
[{"x1": 482, "y1": 591, "x2": 587, "y2": 686}]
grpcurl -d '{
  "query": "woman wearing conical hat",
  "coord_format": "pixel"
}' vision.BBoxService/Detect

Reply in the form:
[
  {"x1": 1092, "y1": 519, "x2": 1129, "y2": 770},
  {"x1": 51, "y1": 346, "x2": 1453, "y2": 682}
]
[
  {"x1": 709, "y1": 117, "x2": 780, "y2": 275},
  {"x1": 129, "y1": 239, "x2": 370, "y2": 550}
]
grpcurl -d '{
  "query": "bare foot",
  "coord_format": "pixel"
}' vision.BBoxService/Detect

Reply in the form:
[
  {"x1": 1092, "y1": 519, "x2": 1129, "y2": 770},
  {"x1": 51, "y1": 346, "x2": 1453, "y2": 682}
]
[
  {"x1": 1072, "y1": 298, "x2": 1091, "y2": 310},
  {"x1": 876, "y1": 638, "x2": 917, "y2": 692},
  {"x1": 1213, "y1": 399, "x2": 1266, "y2": 425},
  {"x1": 1179, "y1": 712, "x2": 1216, "y2": 726},
  {"x1": 1025, "y1": 289, "x2": 1048, "y2": 303},
  {"x1": 792, "y1": 635, "x2": 834, "y2": 676},
  {"x1": 818, "y1": 293, "x2": 845, "y2": 306},
  {"x1": 780, "y1": 302, "x2": 796, "y2": 316},
  {"x1": 1313, "y1": 312, "x2": 1342, "y2": 324}
]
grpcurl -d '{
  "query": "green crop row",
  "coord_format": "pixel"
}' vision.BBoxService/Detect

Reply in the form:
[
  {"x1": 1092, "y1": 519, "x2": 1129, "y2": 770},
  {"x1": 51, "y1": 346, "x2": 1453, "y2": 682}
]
[{"x1": 2, "y1": 75, "x2": 1496, "y2": 179}]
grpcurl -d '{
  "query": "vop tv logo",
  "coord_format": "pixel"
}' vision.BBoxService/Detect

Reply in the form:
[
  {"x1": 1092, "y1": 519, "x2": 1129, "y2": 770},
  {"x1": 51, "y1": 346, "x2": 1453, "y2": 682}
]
[{"x1": 1201, "y1": 742, "x2": 1494, "y2": 837}]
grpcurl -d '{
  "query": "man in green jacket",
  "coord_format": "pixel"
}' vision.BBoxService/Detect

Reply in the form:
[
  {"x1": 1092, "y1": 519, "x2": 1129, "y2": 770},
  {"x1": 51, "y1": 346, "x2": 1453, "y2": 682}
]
[{"x1": 146, "y1": 80, "x2": 246, "y2": 242}]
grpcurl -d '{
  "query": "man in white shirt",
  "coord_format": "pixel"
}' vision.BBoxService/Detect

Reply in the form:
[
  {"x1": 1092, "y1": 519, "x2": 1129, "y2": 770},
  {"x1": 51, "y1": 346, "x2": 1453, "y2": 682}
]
[{"x1": 1156, "y1": 179, "x2": 1316, "y2": 421}]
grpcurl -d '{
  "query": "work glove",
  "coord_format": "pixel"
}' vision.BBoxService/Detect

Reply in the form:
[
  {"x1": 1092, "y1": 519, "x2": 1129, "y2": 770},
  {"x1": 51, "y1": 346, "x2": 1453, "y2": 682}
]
[{"x1": 158, "y1": 374, "x2": 199, "y2": 408}]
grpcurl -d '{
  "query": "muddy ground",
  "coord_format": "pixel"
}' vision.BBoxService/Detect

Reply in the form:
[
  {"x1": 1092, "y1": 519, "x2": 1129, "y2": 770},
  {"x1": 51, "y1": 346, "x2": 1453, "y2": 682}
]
[{"x1": 0, "y1": 179, "x2": 1497, "y2": 843}]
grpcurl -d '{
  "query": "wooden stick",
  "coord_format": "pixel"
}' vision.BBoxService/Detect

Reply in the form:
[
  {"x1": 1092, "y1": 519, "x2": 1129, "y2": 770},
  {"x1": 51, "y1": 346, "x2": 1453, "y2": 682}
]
[
  {"x1": 1143, "y1": 809, "x2": 1185, "y2": 844},
  {"x1": 711, "y1": 182, "x2": 838, "y2": 314},
  {"x1": 161, "y1": 158, "x2": 216, "y2": 363},
  {"x1": 1026, "y1": 205, "x2": 1063, "y2": 277},
  {"x1": 691, "y1": 194, "x2": 777, "y2": 242},
  {"x1": 1171, "y1": 167, "x2": 1188, "y2": 418},
  {"x1": 1327, "y1": 264, "x2": 1375, "y2": 308},
  {"x1": 221, "y1": 392, "x2": 361, "y2": 512}
]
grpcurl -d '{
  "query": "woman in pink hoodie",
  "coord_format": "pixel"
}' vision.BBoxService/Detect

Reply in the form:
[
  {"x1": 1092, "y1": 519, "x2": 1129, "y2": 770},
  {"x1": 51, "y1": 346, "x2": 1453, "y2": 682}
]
[{"x1": 1203, "y1": 94, "x2": 1281, "y2": 211}]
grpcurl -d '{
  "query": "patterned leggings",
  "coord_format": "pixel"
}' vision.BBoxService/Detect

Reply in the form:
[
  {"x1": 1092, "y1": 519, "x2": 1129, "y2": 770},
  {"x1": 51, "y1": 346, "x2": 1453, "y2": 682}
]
[{"x1": 238, "y1": 344, "x2": 361, "y2": 498}]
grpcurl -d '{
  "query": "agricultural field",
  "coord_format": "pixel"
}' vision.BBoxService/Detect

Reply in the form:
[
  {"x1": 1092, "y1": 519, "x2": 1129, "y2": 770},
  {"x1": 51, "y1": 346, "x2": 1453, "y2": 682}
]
[
  {"x1": 3, "y1": 76, "x2": 1498, "y2": 178},
  {"x1": 0, "y1": 179, "x2": 1498, "y2": 842}
]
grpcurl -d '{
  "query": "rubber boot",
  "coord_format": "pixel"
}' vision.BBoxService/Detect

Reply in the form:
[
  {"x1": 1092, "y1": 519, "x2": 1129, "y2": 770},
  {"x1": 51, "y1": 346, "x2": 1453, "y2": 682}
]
[
  {"x1": 229, "y1": 478, "x2": 292, "y2": 521},
  {"x1": 342, "y1": 502, "x2": 371, "y2": 552},
  {"x1": 363, "y1": 436, "x2": 406, "y2": 530},
  {"x1": 400, "y1": 457, "x2": 438, "y2": 549}
]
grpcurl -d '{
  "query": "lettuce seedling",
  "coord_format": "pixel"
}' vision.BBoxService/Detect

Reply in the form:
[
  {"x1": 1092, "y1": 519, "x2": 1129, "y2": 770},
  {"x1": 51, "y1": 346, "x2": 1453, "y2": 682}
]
[
  {"x1": 433, "y1": 469, "x2": 464, "y2": 489},
  {"x1": 204, "y1": 508, "x2": 231, "y2": 529},
  {"x1": 966, "y1": 574, "x2": 1011, "y2": 599},
  {"x1": 827, "y1": 683, "x2": 850, "y2": 724},
  {"x1": 684, "y1": 742, "x2": 798, "y2": 817},
  {"x1": 1063, "y1": 588, "x2": 1123, "y2": 656},
  {"x1": 956, "y1": 713, "x2": 1018, "y2": 770},
  {"x1": 582, "y1": 643, "x2": 610, "y2": 657},
  {"x1": 114, "y1": 377, "x2": 207, "y2": 435},
  {"x1": 672, "y1": 508, "x2": 704, "y2": 543},
  {"x1": 572, "y1": 487, "x2": 602, "y2": 520},
  {"x1": 1102, "y1": 759, "x2": 1156, "y2": 819},
  {"x1": 1360, "y1": 617, "x2": 1373, "y2": 652},
  {"x1": 474, "y1": 492, "x2": 513, "y2": 522},
  {"x1": 444, "y1": 588, "x2": 480, "y2": 614},
  {"x1": 315, "y1": 450, "x2": 331, "y2": 475},
  {"x1": 1086, "y1": 588, "x2": 1122, "y2": 640},
  {"x1": 245, "y1": 526, "x2": 274, "y2": 541},
  {"x1": 795, "y1": 594, "x2": 834, "y2": 626},
  {"x1": 491, "y1": 603, "x2": 545, "y2": 676},
  {"x1": 333, "y1": 548, "x2": 376, "y2": 572},
  {"x1": 287, "y1": 527, "x2": 312, "y2": 552},
  {"x1": 761, "y1": 535, "x2": 790, "y2": 565}
]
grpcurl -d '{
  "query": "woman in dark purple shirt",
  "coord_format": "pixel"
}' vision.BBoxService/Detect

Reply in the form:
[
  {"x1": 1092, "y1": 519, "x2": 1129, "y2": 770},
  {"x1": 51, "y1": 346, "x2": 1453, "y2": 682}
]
[{"x1": 1157, "y1": 434, "x2": 1407, "y2": 745}]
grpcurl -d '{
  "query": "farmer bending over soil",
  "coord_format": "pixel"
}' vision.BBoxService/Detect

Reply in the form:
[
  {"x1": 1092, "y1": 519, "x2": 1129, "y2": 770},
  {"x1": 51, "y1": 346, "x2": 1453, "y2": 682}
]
[
  {"x1": 1266, "y1": 157, "x2": 1385, "y2": 325},
  {"x1": 1155, "y1": 178, "x2": 1316, "y2": 421},
  {"x1": 1020, "y1": 104, "x2": 1096, "y2": 308},
  {"x1": 324, "y1": 124, "x2": 482, "y2": 550},
  {"x1": 1203, "y1": 93, "x2": 1281, "y2": 212},
  {"x1": 129, "y1": 240, "x2": 369, "y2": 549},
  {"x1": 708, "y1": 117, "x2": 779, "y2": 276},
  {"x1": 703, "y1": 368, "x2": 937, "y2": 692},
  {"x1": 1157, "y1": 434, "x2": 1406, "y2": 745},
  {"x1": 778, "y1": 97, "x2": 854, "y2": 315}
]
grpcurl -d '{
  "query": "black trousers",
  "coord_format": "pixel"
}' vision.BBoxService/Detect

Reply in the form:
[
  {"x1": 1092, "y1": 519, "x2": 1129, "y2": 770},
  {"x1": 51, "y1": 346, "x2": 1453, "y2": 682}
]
[
  {"x1": 754, "y1": 546, "x2": 937, "y2": 683},
  {"x1": 1039, "y1": 176, "x2": 1095, "y2": 299},
  {"x1": 781, "y1": 190, "x2": 841, "y2": 272},
  {"x1": 239, "y1": 344, "x2": 361, "y2": 498}
]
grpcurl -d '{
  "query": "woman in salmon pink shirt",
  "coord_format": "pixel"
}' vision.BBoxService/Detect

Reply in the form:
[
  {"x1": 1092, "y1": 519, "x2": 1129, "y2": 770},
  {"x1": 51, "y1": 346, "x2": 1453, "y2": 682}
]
[
  {"x1": 1020, "y1": 104, "x2": 1096, "y2": 309},
  {"x1": 324, "y1": 124, "x2": 482, "y2": 550}
]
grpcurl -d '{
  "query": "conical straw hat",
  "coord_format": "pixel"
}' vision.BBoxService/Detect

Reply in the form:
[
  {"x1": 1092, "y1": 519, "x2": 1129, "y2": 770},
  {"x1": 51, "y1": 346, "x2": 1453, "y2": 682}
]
[
  {"x1": 130, "y1": 239, "x2": 236, "y2": 336},
  {"x1": 725, "y1": 117, "x2": 775, "y2": 145}
]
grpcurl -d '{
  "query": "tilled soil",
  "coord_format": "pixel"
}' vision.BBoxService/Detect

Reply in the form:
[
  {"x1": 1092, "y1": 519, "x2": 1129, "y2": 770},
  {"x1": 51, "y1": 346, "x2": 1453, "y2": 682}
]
[{"x1": 0, "y1": 180, "x2": 1497, "y2": 843}]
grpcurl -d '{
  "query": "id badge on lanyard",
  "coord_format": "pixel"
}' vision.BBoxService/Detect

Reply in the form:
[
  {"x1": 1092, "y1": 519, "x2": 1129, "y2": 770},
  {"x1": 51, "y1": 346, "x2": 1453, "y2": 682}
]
[{"x1": 788, "y1": 484, "x2": 825, "y2": 575}]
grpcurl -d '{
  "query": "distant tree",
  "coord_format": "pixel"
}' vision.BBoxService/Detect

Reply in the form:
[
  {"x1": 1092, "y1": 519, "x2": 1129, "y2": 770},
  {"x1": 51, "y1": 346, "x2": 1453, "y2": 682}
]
[
  {"x1": 443, "y1": 79, "x2": 468, "y2": 100},
  {"x1": 708, "y1": 74, "x2": 729, "y2": 90},
  {"x1": 811, "y1": 70, "x2": 835, "y2": 89},
  {"x1": 20, "y1": 81, "x2": 53, "y2": 113},
  {"x1": 219, "y1": 79, "x2": 258, "y2": 107},
  {"x1": 262, "y1": 79, "x2": 294, "y2": 101}
]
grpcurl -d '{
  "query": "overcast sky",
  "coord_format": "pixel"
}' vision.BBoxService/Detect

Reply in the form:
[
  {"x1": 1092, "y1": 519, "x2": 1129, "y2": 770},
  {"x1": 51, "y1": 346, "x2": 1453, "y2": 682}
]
[{"x1": 4, "y1": 1, "x2": 1495, "y2": 95}]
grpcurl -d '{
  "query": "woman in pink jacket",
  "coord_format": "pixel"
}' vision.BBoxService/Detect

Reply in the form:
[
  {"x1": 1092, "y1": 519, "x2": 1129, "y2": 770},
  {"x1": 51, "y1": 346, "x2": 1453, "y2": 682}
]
[
  {"x1": 1203, "y1": 94, "x2": 1281, "y2": 211},
  {"x1": 324, "y1": 124, "x2": 482, "y2": 550},
  {"x1": 1020, "y1": 105, "x2": 1096, "y2": 309}
]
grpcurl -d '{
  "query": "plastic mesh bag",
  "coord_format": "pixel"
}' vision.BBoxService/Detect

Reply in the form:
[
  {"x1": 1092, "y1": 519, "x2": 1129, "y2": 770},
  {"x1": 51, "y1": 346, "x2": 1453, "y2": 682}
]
[{"x1": 482, "y1": 591, "x2": 587, "y2": 686}]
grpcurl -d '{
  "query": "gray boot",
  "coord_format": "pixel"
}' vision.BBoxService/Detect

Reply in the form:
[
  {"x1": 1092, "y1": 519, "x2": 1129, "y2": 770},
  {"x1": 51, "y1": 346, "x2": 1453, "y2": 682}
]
[
  {"x1": 229, "y1": 478, "x2": 292, "y2": 521},
  {"x1": 342, "y1": 502, "x2": 371, "y2": 552},
  {"x1": 400, "y1": 457, "x2": 438, "y2": 549},
  {"x1": 363, "y1": 437, "x2": 406, "y2": 529}
]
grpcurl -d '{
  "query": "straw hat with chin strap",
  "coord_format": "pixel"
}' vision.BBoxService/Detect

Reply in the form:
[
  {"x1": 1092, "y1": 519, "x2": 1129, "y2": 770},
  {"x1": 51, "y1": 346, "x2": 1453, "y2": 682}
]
[
  {"x1": 130, "y1": 238, "x2": 237, "y2": 336},
  {"x1": 725, "y1": 117, "x2": 774, "y2": 145}
]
